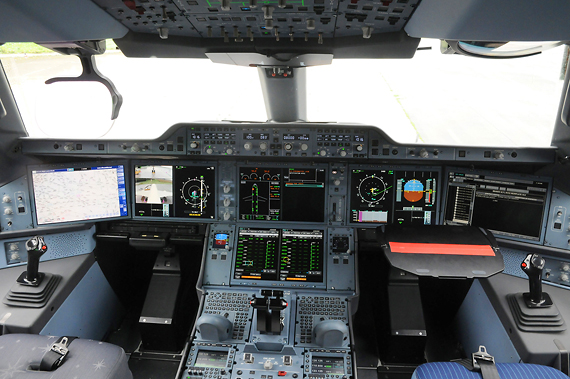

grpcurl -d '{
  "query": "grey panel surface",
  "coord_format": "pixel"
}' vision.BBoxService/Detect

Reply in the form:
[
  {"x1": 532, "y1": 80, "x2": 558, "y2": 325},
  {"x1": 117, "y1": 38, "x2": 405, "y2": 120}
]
[
  {"x1": 40, "y1": 262, "x2": 124, "y2": 340},
  {"x1": 0, "y1": 0, "x2": 128, "y2": 42},
  {"x1": 455, "y1": 280, "x2": 521, "y2": 363},
  {"x1": 481, "y1": 273, "x2": 570, "y2": 368},
  {"x1": 0, "y1": 253, "x2": 94, "y2": 334},
  {"x1": 405, "y1": 0, "x2": 570, "y2": 41}
]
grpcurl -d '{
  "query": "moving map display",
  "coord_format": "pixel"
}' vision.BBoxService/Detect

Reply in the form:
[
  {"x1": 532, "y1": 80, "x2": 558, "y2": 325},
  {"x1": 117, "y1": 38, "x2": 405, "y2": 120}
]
[
  {"x1": 350, "y1": 168, "x2": 438, "y2": 225},
  {"x1": 31, "y1": 164, "x2": 128, "y2": 225},
  {"x1": 134, "y1": 164, "x2": 215, "y2": 219}
]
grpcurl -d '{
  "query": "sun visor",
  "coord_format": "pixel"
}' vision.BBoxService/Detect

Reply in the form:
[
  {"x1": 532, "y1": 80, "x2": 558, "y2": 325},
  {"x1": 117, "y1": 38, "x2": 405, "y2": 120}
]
[
  {"x1": 0, "y1": 0, "x2": 128, "y2": 43},
  {"x1": 405, "y1": 0, "x2": 570, "y2": 42}
]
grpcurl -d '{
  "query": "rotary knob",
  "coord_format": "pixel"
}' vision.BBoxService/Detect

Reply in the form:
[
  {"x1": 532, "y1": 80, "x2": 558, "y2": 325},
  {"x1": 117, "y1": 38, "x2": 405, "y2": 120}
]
[
  {"x1": 339, "y1": 150, "x2": 347, "y2": 157},
  {"x1": 223, "y1": 184, "x2": 231, "y2": 193},
  {"x1": 226, "y1": 148, "x2": 233, "y2": 155},
  {"x1": 223, "y1": 198, "x2": 231, "y2": 207},
  {"x1": 355, "y1": 144, "x2": 363, "y2": 152},
  {"x1": 320, "y1": 150, "x2": 327, "y2": 156},
  {"x1": 2, "y1": 195, "x2": 11, "y2": 203},
  {"x1": 244, "y1": 142, "x2": 253, "y2": 151},
  {"x1": 4, "y1": 208, "x2": 13, "y2": 215},
  {"x1": 190, "y1": 141, "x2": 199, "y2": 149},
  {"x1": 284, "y1": 143, "x2": 293, "y2": 151},
  {"x1": 64, "y1": 143, "x2": 75, "y2": 151},
  {"x1": 206, "y1": 148, "x2": 213, "y2": 154},
  {"x1": 131, "y1": 143, "x2": 141, "y2": 152},
  {"x1": 334, "y1": 179, "x2": 341, "y2": 186},
  {"x1": 223, "y1": 212, "x2": 231, "y2": 221},
  {"x1": 494, "y1": 151, "x2": 504, "y2": 159},
  {"x1": 419, "y1": 149, "x2": 429, "y2": 158},
  {"x1": 301, "y1": 143, "x2": 308, "y2": 151},
  {"x1": 260, "y1": 142, "x2": 268, "y2": 151},
  {"x1": 561, "y1": 273, "x2": 569, "y2": 282}
]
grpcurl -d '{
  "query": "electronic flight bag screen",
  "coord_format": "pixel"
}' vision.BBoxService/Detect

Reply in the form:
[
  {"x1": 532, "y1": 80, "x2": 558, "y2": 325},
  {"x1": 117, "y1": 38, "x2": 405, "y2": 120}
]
[
  {"x1": 31, "y1": 164, "x2": 128, "y2": 226},
  {"x1": 234, "y1": 228, "x2": 324, "y2": 283},
  {"x1": 444, "y1": 169, "x2": 551, "y2": 242},
  {"x1": 238, "y1": 167, "x2": 326, "y2": 222},
  {"x1": 134, "y1": 164, "x2": 216, "y2": 219},
  {"x1": 349, "y1": 168, "x2": 439, "y2": 225}
]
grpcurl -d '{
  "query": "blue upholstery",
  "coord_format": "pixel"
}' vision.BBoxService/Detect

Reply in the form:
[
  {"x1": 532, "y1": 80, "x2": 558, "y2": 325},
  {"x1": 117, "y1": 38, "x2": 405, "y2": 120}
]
[
  {"x1": 412, "y1": 362, "x2": 570, "y2": 379},
  {"x1": 0, "y1": 334, "x2": 132, "y2": 379}
]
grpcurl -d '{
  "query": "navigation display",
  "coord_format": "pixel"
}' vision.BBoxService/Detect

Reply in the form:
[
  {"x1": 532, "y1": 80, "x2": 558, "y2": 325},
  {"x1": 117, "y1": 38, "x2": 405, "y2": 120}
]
[
  {"x1": 239, "y1": 167, "x2": 325, "y2": 222},
  {"x1": 444, "y1": 169, "x2": 551, "y2": 242},
  {"x1": 350, "y1": 168, "x2": 438, "y2": 225},
  {"x1": 234, "y1": 228, "x2": 324, "y2": 283},
  {"x1": 31, "y1": 164, "x2": 128, "y2": 225},
  {"x1": 134, "y1": 164, "x2": 215, "y2": 219}
]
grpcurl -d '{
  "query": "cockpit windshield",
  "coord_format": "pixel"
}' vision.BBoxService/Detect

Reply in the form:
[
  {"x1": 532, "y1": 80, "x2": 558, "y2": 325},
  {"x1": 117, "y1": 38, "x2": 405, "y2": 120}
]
[{"x1": 1, "y1": 39, "x2": 566, "y2": 146}]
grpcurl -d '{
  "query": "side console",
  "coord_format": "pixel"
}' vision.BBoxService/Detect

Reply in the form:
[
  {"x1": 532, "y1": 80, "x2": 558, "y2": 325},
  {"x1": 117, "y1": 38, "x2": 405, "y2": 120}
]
[{"x1": 183, "y1": 224, "x2": 357, "y2": 379}]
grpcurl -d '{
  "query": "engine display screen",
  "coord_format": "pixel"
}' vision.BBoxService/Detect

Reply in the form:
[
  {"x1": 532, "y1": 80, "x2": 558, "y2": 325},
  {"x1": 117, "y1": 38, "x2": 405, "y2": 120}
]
[
  {"x1": 194, "y1": 350, "x2": 228, "y2": 368},
  {"x1": 238, "y1": 167, "x2": 325, "y2": 222},
  {"x1": 134, "y1": 164, "x2": 215, "y2": 219},
  {"x1": 350, "y1": 168, "x2": 438, "y2": 225},
  {"x1": 31, "y1": 164, "x2": 128, "y2": 225},
  {"x1": 311, "y1": 356, "x2": 345, "y2": 374},
  {"x1": 234, "y1": 228, "x2": 324, "y2": 283},
  {"x1": 444, "y1": 169, "x2": 551, "y2": 242}
]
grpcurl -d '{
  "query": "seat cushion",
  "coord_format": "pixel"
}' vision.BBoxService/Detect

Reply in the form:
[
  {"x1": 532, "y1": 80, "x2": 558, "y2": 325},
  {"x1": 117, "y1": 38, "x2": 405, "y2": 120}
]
[
  {"x1": 0, "y1": 334, "x2": 132, "y2": 379},
  {"x1": 412, "y1": 362, "x2": 570, "y2": 379}
]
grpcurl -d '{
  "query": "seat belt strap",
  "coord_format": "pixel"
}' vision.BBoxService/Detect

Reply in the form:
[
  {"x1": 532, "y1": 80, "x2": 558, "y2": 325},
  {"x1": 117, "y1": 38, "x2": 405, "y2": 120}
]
[
  {"x1": 472, "y1": 346, "x2": 501, "y2": 379},
  {"x1": 39, "y1": 336, "x2": 77, "y2": 371}
]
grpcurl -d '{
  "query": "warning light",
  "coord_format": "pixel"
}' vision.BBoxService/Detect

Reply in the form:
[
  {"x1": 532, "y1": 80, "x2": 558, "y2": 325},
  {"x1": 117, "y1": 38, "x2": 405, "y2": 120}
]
[{"x1": 278, "y1": 372, "x2": 287, "y2": 376}]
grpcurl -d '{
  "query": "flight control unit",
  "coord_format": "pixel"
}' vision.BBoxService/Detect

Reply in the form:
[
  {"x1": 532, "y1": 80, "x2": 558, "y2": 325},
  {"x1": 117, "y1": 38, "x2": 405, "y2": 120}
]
[{"x1": 182, "y1": 225, "x2": 356, "y2": 379}]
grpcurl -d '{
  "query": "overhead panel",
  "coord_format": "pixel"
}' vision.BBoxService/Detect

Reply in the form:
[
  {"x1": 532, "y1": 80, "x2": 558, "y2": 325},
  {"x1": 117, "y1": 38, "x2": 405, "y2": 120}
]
[{"x1": 91, "y1": 0, "x2": 420, "y2": 41}]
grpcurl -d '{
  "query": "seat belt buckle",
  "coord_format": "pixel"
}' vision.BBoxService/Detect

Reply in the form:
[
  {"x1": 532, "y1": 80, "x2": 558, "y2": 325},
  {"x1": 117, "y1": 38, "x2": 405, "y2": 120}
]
[
  {"x1": 472, "y1": 345, "x2": 495, "y2": 371},
  {"x1": 50, "y1": 337, "x2": 70, "y2": 367}
]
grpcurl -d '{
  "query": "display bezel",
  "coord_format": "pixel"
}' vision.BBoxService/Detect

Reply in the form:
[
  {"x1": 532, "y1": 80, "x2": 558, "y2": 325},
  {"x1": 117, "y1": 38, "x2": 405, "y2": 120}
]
[
  {"x1": 347, "y1": 165, "x2": 441, "y2": 226},
  {"x1": 132, "y1": 160, "x2": 218, "y2": 222},
  {"x1": 237, "y1": 162, "x2": 328, "y2": 224},
  {"x1": 28, "y1": 160, "x2": 130, "y2": 227},
  {"x1": 442, "y1": 167, "x2": 553, "y2": 244}
]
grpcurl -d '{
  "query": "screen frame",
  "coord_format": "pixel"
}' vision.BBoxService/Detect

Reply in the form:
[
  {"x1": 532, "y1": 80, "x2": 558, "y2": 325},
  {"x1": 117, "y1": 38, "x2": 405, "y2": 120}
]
[
  {"x1": 237, "y1": 161, "x2": 329, "y2": 224},
  {"x1": 131, "y1": 160, "x2": 218, "y2": 222},
  {"x1": 28, "y1": 160, "x2": 130, "y2": 228},
  {"x1": 347, "y1": 164, "x2": 442, "y2": 227},
  {"x1": 442, "y1": 167, "x2": 553, "y2": 245}
]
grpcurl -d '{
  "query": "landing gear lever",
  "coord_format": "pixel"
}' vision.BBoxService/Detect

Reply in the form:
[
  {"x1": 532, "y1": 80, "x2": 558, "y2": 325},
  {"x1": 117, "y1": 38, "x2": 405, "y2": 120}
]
[{"x1": 521, "y1": 253, "x2": 552, "y2": 307}]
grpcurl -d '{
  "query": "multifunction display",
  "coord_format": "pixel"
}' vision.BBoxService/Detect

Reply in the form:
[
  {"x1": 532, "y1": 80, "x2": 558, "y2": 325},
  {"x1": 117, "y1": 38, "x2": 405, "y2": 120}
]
[
  {"x1": 134, "y1": 164, "x2": 215, "y2": 219},
  {"x1": 444, "y1": 170, "x2": 551, "y2": 242},
  {"x1": 239, "y1": 167, "x2": 326, "y2": 222},
  {"x1": 350, "y1": 168, "x2": 438, "y2": 225},
  {"x1": 31, "y1": 164, "x2": 128, "y2": 225},
  {"x1": 311, "y1": 357, "x2": 345, "y2": 374},
  {"x1": 194, "y1": 350, "x2": 228, "y2": 368},
  {"x1": 234, "y1": 228, "x2": 324, "y2": 283}
]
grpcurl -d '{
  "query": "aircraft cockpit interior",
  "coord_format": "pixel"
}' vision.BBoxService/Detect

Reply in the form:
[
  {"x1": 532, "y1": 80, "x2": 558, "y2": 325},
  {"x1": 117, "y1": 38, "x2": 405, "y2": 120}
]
[{"x1": 2, "y1": 2, "x2": 570, "y2": 379}]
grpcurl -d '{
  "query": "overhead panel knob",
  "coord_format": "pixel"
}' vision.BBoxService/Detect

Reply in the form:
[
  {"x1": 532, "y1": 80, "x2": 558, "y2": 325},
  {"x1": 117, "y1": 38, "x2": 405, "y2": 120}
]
[
  {"x1": 206, "y1": 148, "x2": 213, "y2": 154},
  {"x1": 244, "y1": 142, "x2": 253, "y2": 151},
  {"x1": 190, "y1": 141, "x2": 199, "y2": 149},
  {"x1": 419, "y1": 148, "x2": 429, "y2": 158},
  {"x1": 320, "y1": 150, "x2": 327, "y2": 156},
  {"x1": 226, "y1": 148, "x2": 233, "y2": 155},
  {"x1": 355, "y1": 144, "x2": 363, "y2": 152},
  {"x1": 339, "y1": 150, "x2": 347, "y2": 157},
  {"x1": 284, "y1": 143, "x2": 293, "y2": 151},
  {"x1": 301, "y1": 143, "x2": 308, "y2": 151},
  {"x1": 259, "y1": 142, "x2": 268, "y2": 151}
]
